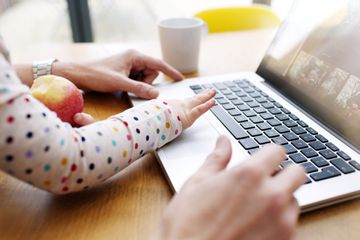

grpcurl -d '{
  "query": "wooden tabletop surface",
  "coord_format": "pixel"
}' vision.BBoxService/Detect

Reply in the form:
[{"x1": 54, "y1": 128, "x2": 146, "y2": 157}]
[{"x1": 2, "y1": 29, "x2": 360, "y2": 240}]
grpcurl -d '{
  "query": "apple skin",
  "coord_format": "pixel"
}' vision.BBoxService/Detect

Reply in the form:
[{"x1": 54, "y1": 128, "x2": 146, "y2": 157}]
[{"x1": 30, "y1": 75, "x2": 84, "y2": 126}]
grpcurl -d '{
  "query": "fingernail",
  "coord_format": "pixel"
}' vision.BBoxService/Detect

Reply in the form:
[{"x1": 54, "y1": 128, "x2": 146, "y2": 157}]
[{"x1": 148, "y1": 88, "x2": 159, "y2": 97}]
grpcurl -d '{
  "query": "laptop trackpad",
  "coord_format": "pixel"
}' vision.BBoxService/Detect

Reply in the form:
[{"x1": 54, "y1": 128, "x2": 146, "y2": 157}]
[
  {"x1": 158, "y1": 117, "x2": 219, "y2": 190},
  {"x1": 162, "y1": 116, "x2": 218, "y2": 162}
]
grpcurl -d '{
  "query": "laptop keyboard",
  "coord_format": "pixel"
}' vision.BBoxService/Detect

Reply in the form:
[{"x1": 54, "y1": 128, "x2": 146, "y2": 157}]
[{"x1": 190, "y1": 79, "x2": 360, "y2": 184}]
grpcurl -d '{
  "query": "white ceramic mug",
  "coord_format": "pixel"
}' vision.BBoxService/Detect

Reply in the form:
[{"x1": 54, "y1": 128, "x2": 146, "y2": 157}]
[{"x1": 158, "y1": 17, "x2": 207, "y2": 74}]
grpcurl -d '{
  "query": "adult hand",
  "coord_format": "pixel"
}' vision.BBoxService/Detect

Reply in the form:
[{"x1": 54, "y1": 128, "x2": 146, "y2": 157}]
[
  {"x1": 168, "y1": 89, "x2": 216, "y2": 129},
  {"x1": 53, "y1": 49, "x2": 184, "y2": 99},
  {"x1": 152, "y1": 136, "x2": 306, "y2": 240}
]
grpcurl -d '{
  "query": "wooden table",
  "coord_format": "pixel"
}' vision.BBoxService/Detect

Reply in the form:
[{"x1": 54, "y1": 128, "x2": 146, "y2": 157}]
[{"x1": 2, "y1": 29, "x2": 360, "y2": 240}]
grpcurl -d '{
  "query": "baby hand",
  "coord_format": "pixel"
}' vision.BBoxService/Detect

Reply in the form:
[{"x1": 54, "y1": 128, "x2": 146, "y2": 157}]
[{"x1": 168, "y1": 89, "x2": 216, "y2": 130}]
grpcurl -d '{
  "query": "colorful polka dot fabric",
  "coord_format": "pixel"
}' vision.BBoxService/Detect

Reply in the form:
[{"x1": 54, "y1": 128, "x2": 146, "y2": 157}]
[{"x1": 0, "y1": 50, "x2": 182, "y2": 194}]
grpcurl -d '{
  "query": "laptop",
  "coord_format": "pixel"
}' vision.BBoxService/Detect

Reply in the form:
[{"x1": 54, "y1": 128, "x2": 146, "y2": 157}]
[{"x1": 132, "y1": 0, "x2": 360, "y2": 212}]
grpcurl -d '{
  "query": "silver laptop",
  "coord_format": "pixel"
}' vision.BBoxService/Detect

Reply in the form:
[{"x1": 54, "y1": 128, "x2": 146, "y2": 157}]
[{"x1": 132, "y1": 0, "x2": 360, "y2": 212}]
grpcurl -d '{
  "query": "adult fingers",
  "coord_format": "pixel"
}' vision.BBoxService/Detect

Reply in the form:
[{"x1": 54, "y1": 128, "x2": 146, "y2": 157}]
[
  {"x1": 273, "y1": 165, "x2": 306, "y2": 195},
  {"x1": 142, "y1": 69, "x2": 160, "y2": 84},
  {"x1": 232, "y1": 144, "x2": 286, "y2": 177},
  {"x1": 141, "y1": 54, "x2": 184, "y2": 81},
  {"x1": 187, "y1": 89, "x2": 216, "y2": 108},
  {"x1": 279, "y1": 198, "x2": 300, "y2": 240},
  {"x1": 73, "y1": 112, "x2": 95, "y2": 126},
  {"x1": 188, "y1": 98, "x2": 215, "y2": 125},
  {"x1": 196, "y1": 135, "x2": 232, "y2": 176},
  {"x1": 117, "y1": 74, "x2": 159, "y2": 99}
]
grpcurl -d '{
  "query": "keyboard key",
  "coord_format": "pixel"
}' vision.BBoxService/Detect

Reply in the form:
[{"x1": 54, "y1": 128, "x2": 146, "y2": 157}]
[
  {"x1": 257, "y1": 122, "x2": 272, "y2": 131},
  {"x1": 276, "y1": 114, "x2": 290, "y2": 121},
  {"x1": 291, "y1": 127, "x2": 307, "y2": 135},
  {"x1": 290, "y1": 153, "x2": 307, "y2": 163},
  {"x1": 269, "y1": 108, "x2": 282, "y2": 115},
  {"x1": 190, "y1": 85, "x2": 202, "y2": 90},
  {"x1": 222, "y1": 104, "x2": 235, "y2": 110},
  {"x1": 319, "y1": 149, "x2": 337, "y2": 159},
  {"x1": 239, "y1": 138, "x2": 259, "y2": 150},
  {"x1": 221, "y1": 89, "x2": 232, "y2": 95},
  {"x1": 272, "y1": 136, "x2": 288, "y2": 145},
  {"x1": 226, "y1": 94, "x2": 238, "y2": 100},
  {"x1": 349, "y1": 161, "x2": 360, "y2": 170},
  {"x1": 265, "y1": 130, "x2": 279, "y2": 138},
  {"x1": 243, "y1": 87, "x2": 255, "y2": 93},
  {"x1": 306, "y1": 127, "x2": 318, "y2": 135},
  {"x1": 284, "y1": 144, "x2": 297, "y2": 154},
  {"x1": 262, "y1": 102, "x2": 274, "y2": 109},
  {"x1": 241, "y1": 121, "x2": 255, "y2": 130},
  {"x1": 229, "y1": 109, "x2": 242, "y2": 116},
  {"x1": 213, "y1": 82, "x2": 227, "y2": 90},
  {"x1": 250, "y1": 92, "x2": 261, "y2": 98},
  {"x1": 234, "y1": 79, "x2": 247, "y2": 85},
  {"x1": 224, "y1": 81, "x2": 236, "y2": 88},
  {"x1": 255, "y1": 135, "x2": 271, "y2": 145},
  {"x1": 217, "y1": 98, "x2": 229, "y2": 104},
  {"x1": 316, "y1": 134, "x2": 328, "y2": 143},
  {"x1": 275, "y1": 125, "x2": 290, "y2": 134},
  {"x1": 311, "y1": 156, "x2": 329, "y2": 167},
  {"x1": 230, "y1": 86, "x2": 242, "y2": 92},
  {"x1": 210, "y1": 105, "x2": 249, "y2": 140},
  {"x1": 326, "y1": 142, "x2": 339, "y2": 152},
  {"x1": 247, "y1": 101, "x2": 260, "y2": 108},
  {"x1": 248, "y1": 128, "x2": 262, "y2": 137},
  {"x1": 249, "y1": 116, "x2": 264, "y2": 124},
  {"x1": 243, "y1": 110, "x2": 257, "y2": 117},
  {"x1": 241, "y1": 96, "x2": 253, "y2": 102},
  {"x1": 291, "y1": 139, "x2": 307, "y2": 149},
  {"x1": 284, "y1": 120, "x2": 297, "y2": 128},
  {"x1": 238, "y1": 105, "x2": 250, "y2": 111},
  {"x1": 236, "y1": 91, "x2": 247, "y2": 97},
  {"x1": 301, "y1": 148, "x2": 318, "y2": 158},
  {"x1": 234, "y1": 115, "x2": 247, "y2": 123},
  {"x1": 254, "y1": 107, "x2": 267, "y2": 114},
  {"x1": 300, "y1": 134, "x2": 316, "y2": 142},
  {"x1": 260, "y1": 113, "x2": 273, "y2": 120},
  {"x1": 214, "y1": 94, "x2": 223, "y2": 100},
  {"x1": 289, "y1": 114, "x2": 299, "y2": 121},
  {"x1": 297, "y1": 120, "x2": 308, "y2": 128},
  {"x1": 283, "y1": 132, "x2": 299, "y2": 141},
  {"x1": 338, "y1": 151, "x2": 351, "y2": 160},
  {"x1": 281, "y1": 108, "x2": 291, "y2": 114},
  {"x1": 274, "y1": 102, "x2": 283, "y2": 108},
  {"x1": 310, "y1": 166, "x2": 341, "y2": 181},
  {"x1": 268, "y1": 119, "x2": 281, "y2": 126},
  {"x1": 267, "y1": 96, "x2": 275, "y2": 102},
  {"x1": 330, "y1": 158, "x2": 355, "y2": 174},
  {"x1": 301, "y1": 162, "x2": 318, "y2": 173},
  {"x1": 231, "y1": 99, "x2": 244, "y2": 105},
  {"x1": 256, "y1": 97, "x2": 268, "y2": 103},
  {"x1": 309, "y1": 141, "x2": 326, "y2": 151}
]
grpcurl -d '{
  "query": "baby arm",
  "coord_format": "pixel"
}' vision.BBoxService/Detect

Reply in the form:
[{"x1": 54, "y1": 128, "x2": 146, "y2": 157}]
[{"x1": 1, "y1": 92, "x2": 182, "y2": 194}]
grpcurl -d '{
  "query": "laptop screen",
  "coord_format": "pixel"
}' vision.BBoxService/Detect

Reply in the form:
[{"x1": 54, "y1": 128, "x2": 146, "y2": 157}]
[{"x1": 257, "y1": 0, "x2": 360, "y2": 150}]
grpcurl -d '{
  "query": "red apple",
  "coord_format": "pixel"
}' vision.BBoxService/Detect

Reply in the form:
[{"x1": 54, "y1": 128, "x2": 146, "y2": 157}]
[{"x1": 30, "y1": 75, "x2": 84, "y2": 126}]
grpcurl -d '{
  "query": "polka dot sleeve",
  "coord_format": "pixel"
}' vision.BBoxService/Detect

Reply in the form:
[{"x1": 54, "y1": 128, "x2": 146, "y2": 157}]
[{"x1": 0, "y1": 57, "x2": 182, "y2": 194}]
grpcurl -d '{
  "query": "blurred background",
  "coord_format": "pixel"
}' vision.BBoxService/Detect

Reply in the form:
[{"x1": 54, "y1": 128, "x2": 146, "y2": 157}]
[{"x1": 0, "y1": 0, "x2": 293, "y2": 53}]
